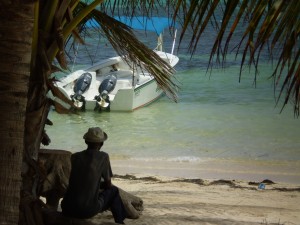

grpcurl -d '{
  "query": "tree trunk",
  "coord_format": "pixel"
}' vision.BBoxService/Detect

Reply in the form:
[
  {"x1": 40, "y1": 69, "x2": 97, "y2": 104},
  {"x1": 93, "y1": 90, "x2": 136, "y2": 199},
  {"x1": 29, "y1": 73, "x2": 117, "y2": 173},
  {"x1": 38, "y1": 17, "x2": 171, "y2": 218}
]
[{"x1": 0, "y1": 2, "x2": 34, "y2": 225}]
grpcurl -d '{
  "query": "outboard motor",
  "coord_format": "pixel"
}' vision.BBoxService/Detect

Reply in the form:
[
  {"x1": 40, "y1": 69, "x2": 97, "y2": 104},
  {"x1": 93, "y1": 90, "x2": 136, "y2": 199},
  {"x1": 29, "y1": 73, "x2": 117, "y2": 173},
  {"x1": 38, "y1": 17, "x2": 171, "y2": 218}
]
[
  {"x1": 71, "y1": 72, "x2": 92, "y2": 110},
  {"x1": 99, "y1": 74, "x2": 117, "y2": 95},
  {"x1": 94, "y1": 75, "x2": 117, "y2": 111}
]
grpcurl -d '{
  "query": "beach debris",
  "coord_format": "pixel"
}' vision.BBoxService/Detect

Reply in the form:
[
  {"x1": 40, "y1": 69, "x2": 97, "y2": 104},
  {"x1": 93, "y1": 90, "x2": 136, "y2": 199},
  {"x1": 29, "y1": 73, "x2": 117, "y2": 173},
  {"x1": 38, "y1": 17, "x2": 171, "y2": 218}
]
[
  {"x1": 258, "y1": 183, "x2": 266, "y2": 190},
  {"x1": 210, "y1": 179, "x2": 235, "y2": 187},
  {"x1": 261, "y1": 179, "x2": 275, "y2": 184},
  {"x1": 174, "y1": 178, "x2": 205, "y2": 185}
]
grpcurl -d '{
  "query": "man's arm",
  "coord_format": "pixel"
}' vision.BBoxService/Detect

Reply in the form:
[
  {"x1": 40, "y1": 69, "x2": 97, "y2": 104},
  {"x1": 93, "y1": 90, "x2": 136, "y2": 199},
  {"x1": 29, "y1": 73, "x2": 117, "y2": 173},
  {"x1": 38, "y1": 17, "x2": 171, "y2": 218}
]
[{"x1": 100, "y1": 153, "x2": 113, "y2": 189}]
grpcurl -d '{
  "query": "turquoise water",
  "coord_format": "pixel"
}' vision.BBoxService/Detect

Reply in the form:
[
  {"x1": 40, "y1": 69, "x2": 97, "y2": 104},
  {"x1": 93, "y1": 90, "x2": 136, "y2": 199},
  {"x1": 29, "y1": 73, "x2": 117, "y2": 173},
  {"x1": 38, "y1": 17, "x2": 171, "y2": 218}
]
[
  {"x1": 46, "y1": 63, "x2": 300, "y2": 163},
  {"x1": 46, "y1": 16, "x2": 300, "y2": 181}
]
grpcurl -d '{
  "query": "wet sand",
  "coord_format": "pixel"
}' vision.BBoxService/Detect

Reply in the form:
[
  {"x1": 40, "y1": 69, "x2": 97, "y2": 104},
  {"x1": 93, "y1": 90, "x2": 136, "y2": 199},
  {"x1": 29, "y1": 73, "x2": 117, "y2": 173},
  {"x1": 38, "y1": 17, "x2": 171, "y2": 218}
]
[{"x1": 111, "y1": 158, "x2": 300, "y2": 185}]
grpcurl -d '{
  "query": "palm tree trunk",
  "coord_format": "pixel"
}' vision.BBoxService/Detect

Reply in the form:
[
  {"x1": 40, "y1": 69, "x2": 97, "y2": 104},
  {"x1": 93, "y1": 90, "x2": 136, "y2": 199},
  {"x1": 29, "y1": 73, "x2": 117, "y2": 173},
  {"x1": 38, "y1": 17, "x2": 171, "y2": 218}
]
[{"x1": 0, "y1": 2, "x2": 34, "y2": 224}]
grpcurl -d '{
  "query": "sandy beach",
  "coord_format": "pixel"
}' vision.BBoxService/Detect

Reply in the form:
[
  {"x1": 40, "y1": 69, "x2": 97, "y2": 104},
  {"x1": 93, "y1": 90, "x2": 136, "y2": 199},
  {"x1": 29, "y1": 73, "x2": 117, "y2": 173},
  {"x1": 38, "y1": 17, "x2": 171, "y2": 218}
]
[
  {"x1": 84, "y1": 175, "x2": 300, "y2": 225},
  {"x1": 50, "y1": 158, "x2": 300, "y2": 225}
]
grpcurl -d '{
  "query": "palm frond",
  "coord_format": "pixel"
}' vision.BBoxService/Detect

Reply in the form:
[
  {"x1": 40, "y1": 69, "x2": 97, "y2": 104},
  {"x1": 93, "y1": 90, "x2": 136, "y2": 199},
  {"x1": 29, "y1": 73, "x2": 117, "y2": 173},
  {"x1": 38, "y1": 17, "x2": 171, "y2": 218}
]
[{"x1": 172, "y1": 0, "x2": 300, "y2": 116}]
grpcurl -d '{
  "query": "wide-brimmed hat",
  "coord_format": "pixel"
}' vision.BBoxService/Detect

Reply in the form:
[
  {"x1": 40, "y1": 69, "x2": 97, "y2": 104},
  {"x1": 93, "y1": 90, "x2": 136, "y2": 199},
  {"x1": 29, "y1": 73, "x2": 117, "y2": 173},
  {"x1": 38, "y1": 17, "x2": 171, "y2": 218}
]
[{"x1": 83, "y1": 127, "x2": 108, "y2": 143}]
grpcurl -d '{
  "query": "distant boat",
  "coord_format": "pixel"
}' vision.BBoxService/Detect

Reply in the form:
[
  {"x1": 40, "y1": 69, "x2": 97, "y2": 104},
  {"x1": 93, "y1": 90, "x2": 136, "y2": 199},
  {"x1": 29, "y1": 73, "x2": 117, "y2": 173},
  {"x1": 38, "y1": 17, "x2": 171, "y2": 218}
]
[{"x1": 50, "y1": 17, "x2": 179, "y2": 112}]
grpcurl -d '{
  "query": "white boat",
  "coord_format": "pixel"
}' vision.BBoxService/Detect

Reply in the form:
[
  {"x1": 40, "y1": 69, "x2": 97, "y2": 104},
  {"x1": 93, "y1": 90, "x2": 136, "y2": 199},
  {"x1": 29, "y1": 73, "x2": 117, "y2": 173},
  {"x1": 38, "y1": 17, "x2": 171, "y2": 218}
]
[{"x1": 51, "y1": 17, "x2": 179, "y2": 112}]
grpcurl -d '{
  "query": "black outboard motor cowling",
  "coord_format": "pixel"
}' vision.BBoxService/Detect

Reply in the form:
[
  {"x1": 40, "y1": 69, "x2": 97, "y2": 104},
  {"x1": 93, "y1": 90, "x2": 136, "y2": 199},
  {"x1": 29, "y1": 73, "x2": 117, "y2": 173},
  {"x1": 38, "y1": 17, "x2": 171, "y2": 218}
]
[
  {"x1": 94, "y1": 75, "x2": 117, "y2": 111},
  {"x1": 73, "y1": 72, "x2": 92, "y2": 99},
  {"x1": 98, "y1": 75, "x2": 117, "y2": 96},
  {"x1": 71, "y1": 72, "x2": 92, "y2": 111}
]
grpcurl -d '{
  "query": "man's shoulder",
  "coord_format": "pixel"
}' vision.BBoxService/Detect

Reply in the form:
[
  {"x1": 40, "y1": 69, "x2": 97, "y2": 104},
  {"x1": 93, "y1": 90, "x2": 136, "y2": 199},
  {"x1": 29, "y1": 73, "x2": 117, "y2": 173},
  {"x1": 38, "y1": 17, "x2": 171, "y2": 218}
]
[
  {"x1": 71, "y1": 150, "x2": 109, "y2": 159},
  {"x1": 97, "y1": 151, "x2": 109, "y2": 158},
  {"x1": 71, "y1": 150, "x2": 85, "y2": 156},
  {"x1": 70, "y1": 150, "x2": 86, "y2": 159}
]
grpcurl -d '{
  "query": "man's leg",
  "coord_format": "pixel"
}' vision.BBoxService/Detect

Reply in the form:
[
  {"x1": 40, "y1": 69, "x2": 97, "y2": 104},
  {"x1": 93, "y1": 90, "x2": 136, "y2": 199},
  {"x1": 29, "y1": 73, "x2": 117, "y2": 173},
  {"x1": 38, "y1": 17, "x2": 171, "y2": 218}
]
[{"x1": 99, "y1": 186, "x2": 127, "y2": 224}]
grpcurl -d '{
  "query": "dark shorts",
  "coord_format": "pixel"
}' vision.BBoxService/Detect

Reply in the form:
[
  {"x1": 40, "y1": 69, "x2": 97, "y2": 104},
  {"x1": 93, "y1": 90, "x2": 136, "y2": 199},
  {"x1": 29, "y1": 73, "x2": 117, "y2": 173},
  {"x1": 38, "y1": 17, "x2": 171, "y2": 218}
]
[{"x1": 62, "y1": 186, "x2": 126, "y2": 223}]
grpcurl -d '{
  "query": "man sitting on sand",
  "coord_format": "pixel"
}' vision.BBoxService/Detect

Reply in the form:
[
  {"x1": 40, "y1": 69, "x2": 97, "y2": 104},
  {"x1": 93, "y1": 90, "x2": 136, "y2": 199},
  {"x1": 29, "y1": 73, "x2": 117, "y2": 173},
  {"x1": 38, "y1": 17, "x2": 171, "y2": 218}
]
[{"x1": 61, "y1": 127, "x2": 127, "y2": 224}]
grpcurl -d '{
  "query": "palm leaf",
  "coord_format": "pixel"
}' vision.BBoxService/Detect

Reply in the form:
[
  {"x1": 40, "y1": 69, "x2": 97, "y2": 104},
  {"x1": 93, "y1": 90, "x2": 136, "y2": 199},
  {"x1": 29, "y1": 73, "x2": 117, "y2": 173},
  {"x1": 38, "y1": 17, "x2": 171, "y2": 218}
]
[{"x1": 172, "y1": 0, "x2": 300, "y2": 116}]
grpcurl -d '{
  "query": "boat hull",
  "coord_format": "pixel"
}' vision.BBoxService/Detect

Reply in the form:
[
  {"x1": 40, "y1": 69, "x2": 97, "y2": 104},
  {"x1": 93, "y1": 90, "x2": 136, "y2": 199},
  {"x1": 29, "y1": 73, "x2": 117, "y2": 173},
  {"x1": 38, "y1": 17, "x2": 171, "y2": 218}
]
[
  {"x1": 82, "y1": 77, "x2": 163, "y2": 111},
  {"x1": 112, "y1": 78, "x2": 163, "y2": 111}
]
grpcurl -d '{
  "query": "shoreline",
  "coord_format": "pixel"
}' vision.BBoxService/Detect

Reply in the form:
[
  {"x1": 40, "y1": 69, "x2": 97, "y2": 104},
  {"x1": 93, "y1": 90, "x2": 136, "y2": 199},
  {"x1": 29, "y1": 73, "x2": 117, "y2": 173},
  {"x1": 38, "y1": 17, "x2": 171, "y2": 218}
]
[
  {"x1": 41, "y1": 148, "x2": 300, "y2": 185},
  {"x1": 113, "y1": 174, "x2": 300, "y2": 192},
  {"x1": 111, "y1": 158, "x2": 300, "y2": 185}
]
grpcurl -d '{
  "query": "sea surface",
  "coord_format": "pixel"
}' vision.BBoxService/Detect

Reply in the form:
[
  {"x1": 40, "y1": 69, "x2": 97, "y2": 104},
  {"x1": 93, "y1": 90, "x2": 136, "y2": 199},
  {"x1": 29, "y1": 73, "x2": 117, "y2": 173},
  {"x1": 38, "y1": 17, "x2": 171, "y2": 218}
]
[{"x1": 45, "y1": 14, "x2": 300, "y2": 182}]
